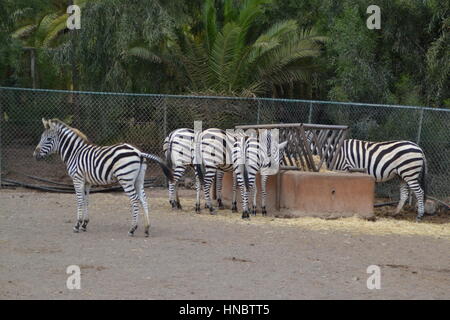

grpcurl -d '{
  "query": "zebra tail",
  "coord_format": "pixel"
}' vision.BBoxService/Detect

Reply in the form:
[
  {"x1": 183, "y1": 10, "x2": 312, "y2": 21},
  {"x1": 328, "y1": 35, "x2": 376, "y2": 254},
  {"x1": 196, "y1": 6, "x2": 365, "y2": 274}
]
[
  {"x1": 141, "y1": 152, "x2": 174, "y2": 183},
  {"x1": 192, "y1": 130, "x2": 204, "y2": 185},
  {"x1": 166, "y1": 139, "x2": 173, "y2": 170},
  {"x1": 194, "y1": 164, "x2": 205, "y2": 186},
  {"x1": 420, "y1": 155, "x2": 427, "y2": 201},
  {"x1": 241, "y1": 136, "x2": 250, "y2": 190},
  {"x1": 243, "y1": 164, "x2": 250, "y2": 190}
]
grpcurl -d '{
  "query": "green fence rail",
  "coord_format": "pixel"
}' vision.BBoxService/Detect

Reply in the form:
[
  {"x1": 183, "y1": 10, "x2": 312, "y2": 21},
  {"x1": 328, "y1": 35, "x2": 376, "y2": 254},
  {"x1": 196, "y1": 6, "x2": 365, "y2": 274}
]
[{"x1": 0, "y1": 87, "x2": 449, "y2": 201}]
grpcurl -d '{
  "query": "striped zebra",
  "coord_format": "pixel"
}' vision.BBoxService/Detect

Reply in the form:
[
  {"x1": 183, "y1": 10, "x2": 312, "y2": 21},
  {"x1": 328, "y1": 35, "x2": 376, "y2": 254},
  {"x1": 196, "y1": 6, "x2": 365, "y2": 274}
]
[
  {"x1": 194, "y1": 128, "x2": 242, "y2": 214},
  {"x1": 163, "y1": 128, "x2": 200, "y2": 210},
  {"x1": 232, "y1": 133, "x2": 287, "y2": 218},
  {"x1": 332, "y1": 139, "x2": 427, "y2": 221},
  {"x1": 33, "y1": 118, "x2": 174, "y2": 237},
  {"x1": 164, "y1": 127, "x2": 245, "y2": 214}
]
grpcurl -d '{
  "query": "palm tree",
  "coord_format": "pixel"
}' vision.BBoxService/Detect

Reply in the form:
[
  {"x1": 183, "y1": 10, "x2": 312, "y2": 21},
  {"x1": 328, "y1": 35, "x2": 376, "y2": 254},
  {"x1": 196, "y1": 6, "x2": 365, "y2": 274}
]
[
  {"x1": 129, "y1": 0, "x2": 326, "y2": 97},
  {"x1": 11, "y1": 0, "x2": 92, "y2": 88}
]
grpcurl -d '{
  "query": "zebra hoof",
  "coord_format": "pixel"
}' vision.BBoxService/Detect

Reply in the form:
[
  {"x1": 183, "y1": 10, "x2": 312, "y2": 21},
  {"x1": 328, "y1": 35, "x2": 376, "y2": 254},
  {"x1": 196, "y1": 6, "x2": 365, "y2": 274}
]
[
  {"x1": 209, "y1": 208, "x2": 217, "y2": 215},
  {"x1": 415, "y1": 217, "x2": 423, "y2": 223},
  {"x1": 217, "y1": 199, "x2": 224, "y2": 210},
  {"x1": 81, "y1": 220, "x2": 89, "y2": 231},
  {"x1": 195, "y1": 204, "x2": 201, "y2": 214},
  {"x1": 73, "y1": 219, "x2": 82, "y2": 233},
  {"x1": 144, "y1": 228, "x2": 150, "y2": 238},
  {"x1": 242, "y1": 211, "x2": 250, "y2": 219},
  {"x1": 177, "y1": 202, "x2": 182, "y2": 210},
  {"x1": 231, "y1": 202, "x2": 238, "y2": 213},
  {"x1": 128, "y1": 225, "x2": 137, "y2": 236},
  {"x1": 252, "y1": 208, "x2": 257, "y2": 216}
]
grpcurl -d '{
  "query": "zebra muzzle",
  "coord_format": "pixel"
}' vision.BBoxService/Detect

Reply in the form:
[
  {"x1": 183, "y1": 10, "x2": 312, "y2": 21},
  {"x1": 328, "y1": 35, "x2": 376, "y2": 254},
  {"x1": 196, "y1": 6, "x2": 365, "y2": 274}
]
[{"x1": 33, "y1": 148, "x2": 42, "y2": 160}]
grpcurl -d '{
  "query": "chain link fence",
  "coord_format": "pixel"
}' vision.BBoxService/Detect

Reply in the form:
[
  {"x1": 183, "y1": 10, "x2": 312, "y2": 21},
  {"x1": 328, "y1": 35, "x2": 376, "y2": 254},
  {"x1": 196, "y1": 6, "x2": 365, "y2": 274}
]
[{"x1": 0, "y1": 87, "x2": 449, "y2": 202}]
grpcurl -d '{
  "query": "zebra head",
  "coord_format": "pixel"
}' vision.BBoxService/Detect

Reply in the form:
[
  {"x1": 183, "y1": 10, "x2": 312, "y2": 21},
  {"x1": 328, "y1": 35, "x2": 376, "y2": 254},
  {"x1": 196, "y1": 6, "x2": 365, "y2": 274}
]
[{"x1": 34, "y1": 118, "x2": 59, "y2": 160}]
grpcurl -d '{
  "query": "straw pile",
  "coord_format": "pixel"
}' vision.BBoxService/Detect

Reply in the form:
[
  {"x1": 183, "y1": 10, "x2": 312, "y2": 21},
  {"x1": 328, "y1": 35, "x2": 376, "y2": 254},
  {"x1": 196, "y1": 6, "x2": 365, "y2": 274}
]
[{"x1": 151, "y1": 197, "x2": 450, "y2": 240}]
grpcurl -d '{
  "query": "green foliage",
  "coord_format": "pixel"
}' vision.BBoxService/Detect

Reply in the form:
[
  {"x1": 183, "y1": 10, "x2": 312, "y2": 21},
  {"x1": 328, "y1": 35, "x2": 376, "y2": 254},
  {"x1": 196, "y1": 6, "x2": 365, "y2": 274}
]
[
  {"x1": 0, "y1": 0, "x2": 448, "y2": 108},
  {"x1": 155, "y1": 0, "x2": 325, "y2": 96}
]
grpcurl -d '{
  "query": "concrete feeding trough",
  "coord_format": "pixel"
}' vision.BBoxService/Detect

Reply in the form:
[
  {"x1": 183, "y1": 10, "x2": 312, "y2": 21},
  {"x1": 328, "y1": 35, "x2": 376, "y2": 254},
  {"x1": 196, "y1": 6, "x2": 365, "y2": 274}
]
[{"x1": 221, "y1": 171, "x2": 375, "y2": 219}]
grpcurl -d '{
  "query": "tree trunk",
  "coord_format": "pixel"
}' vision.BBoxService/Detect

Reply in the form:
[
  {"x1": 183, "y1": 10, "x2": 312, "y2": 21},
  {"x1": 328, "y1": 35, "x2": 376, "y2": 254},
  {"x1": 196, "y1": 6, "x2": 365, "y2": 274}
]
[{"x1": 30, "y1": 48, "x2": 36, "y2": 89}]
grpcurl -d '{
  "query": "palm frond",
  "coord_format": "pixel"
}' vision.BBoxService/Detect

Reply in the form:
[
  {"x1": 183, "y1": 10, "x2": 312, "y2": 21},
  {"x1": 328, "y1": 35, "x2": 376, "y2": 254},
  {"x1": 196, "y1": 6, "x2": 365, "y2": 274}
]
[
  {"x1": 42, "y1": 14, "x2": 68, "y2": 47},
  {"x1": 12, "y1": 24, "x2": 37, "y2": 39},
  {"x1": 208, "y1": 22, "x2": 243, "y2": 90},
  {"x1": 127, "y1": 46, "x2": 162, "y2": 63}
]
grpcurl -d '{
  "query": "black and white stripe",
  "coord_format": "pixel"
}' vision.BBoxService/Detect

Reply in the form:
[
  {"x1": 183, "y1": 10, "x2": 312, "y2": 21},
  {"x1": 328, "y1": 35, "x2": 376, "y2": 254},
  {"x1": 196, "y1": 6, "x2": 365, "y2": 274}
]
[
  {"x1": 194, "y1": 128, "x2": 242, "y2": 213},
  {"x1": 163, "y1": 128, "x2": 200, "y2": 210},
  {"x1": 232, "y1": 133, "x2": 287, "y2": 218},
  {"x1": 34, "y1": 118, "x2": 174, "y2": 236},
  {"x1": 333, "y1": 139, "x2": 427, "y2": 220}
]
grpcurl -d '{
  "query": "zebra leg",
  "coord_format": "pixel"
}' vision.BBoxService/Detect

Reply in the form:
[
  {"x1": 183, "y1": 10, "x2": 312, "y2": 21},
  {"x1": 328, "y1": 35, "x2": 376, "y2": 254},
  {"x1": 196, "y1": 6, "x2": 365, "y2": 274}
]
[
  {"x1": 406, "y1": 180, "x2": 425, "y2": 221},
  {"x1": 120, "y1": 180, "x2": 141, "y2": 236},
  {"x1": 80, "y1": 183, "x2": 91, "y2": 232},
  {"x1": 261, "y1": 175, "x2": 268, "y2": 216},
  {"x1": 251, "y1": 185, "x2": 257, "y2": 216},
  {"x1": 195, "y1": 176, "x2": 201, "y2": 213},
  {"x1": 231, "y1": 172, "x2": 238, "y2": 213},
  {"x1": 136, "y1": 164, "x2": 150, "y2": 237},
  {"x1": 216, "y1": 170, "x2": 225, "y2": 209},
  {"x1": 394, "y1": 181, "x2": 409, "y2": 216},
  {"x1": 237, "y1": 177, "x2": 250, "y2": 219},
  {"x1": 203, "y1": 171, "x2": 216, "y2": 214},
  {"x1": 240, "y1": 183, "x2": 250, "y2": 219},
  {"x1": 73, "y1": 179, "x2": 85, "y2": 233},
  {"x1": 169, "y1": 165, "x2": 186, "y2": 210}
]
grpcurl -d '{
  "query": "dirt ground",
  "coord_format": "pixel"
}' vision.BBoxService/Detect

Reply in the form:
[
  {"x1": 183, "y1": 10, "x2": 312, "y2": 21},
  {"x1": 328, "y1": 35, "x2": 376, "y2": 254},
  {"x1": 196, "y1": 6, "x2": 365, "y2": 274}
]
[{"x1": 0, "y1": 187, "x2": 449, "y2": 300}]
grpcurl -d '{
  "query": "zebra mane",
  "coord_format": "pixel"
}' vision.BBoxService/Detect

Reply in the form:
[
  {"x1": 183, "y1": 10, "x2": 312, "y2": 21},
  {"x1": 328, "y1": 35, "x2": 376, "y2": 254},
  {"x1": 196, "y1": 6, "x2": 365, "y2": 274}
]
[{"x1": 48, "y1": 119, "x2": 90, "y2": 143}]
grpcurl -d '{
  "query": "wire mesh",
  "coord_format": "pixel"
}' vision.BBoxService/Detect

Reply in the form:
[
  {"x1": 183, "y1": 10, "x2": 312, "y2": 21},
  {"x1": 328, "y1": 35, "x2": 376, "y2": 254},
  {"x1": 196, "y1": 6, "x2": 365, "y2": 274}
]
[{"x1": 0, "y1": 87, "x2": 449, "y2": 201}]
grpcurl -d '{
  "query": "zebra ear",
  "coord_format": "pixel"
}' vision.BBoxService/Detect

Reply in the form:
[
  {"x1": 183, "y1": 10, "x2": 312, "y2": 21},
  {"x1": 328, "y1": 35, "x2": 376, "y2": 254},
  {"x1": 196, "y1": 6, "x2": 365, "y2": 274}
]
[
  {"x1": 42, "y1": 118, "x2": 49, "y2": 129},
  {"x1": 279, "y1": 141, "x2": 288, "y2": 150},
  {"x1": 47, "y1": 120, "x2": 57, "y2": 130}
]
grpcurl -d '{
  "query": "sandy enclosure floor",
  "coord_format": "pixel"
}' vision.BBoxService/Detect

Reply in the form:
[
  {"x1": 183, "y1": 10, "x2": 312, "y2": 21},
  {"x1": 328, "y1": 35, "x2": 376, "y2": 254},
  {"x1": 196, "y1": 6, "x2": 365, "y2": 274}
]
[{"x1": 0, "y1": 188, "x2": 449, "y2": 300}]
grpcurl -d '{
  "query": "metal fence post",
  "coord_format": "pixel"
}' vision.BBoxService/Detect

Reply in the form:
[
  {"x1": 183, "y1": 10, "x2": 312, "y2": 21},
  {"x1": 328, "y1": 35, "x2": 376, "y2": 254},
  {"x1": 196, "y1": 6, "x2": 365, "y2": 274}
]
[
  {"x1": 163, "y1": 97, "x2": 168, "y2": 141},
  {"x1": 416, "y1": 108, "x2": 424, "y2": 145},
  {"x1": 163, "y1": 97, "x2": 168, "y2": 188},
  {"x1": 0, "y1": 101, "x2": 2, "y2": 188},
  {"x1": 256, "y1": 100, "x2": 261, "y2": 124},
  {"x1": 308, "y1": 102, "x2": 313, "y2": 123}
]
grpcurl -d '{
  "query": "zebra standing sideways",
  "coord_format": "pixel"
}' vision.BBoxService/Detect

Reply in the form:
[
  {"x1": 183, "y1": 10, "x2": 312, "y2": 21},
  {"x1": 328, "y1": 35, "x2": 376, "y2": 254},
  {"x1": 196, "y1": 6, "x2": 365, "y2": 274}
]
[
  {"x1": 34, "y1": 118, "x2": 174, "y2": 237},
  {"x1": 333, "y1": 139, "x2": 427, "y2": 221},
  {"x1": 233, "y1": 133, "x2": 287, "y2": 218}
]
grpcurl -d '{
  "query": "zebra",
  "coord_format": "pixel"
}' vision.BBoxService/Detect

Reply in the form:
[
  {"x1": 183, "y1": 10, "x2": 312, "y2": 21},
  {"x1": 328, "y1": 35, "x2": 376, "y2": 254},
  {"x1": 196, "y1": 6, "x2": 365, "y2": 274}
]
[
  {"x1": 33, "y1": 118, "x2": 174, "y2": 237},
  {"x1": 164, "y1": 127, "x2": 247, "y2": 214},
  {"x1": 163, "y1": 128, "x2": 199, "y2": 210},
  {"x1": 193, "y1": 128, "x2": 242, "y2": 214},
  {"x1": 232, "y1": 132, "x2": 287, "y2": 218},
  {"x1": 332, "y1": 139, "x2": 427, "y2": 221}
]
